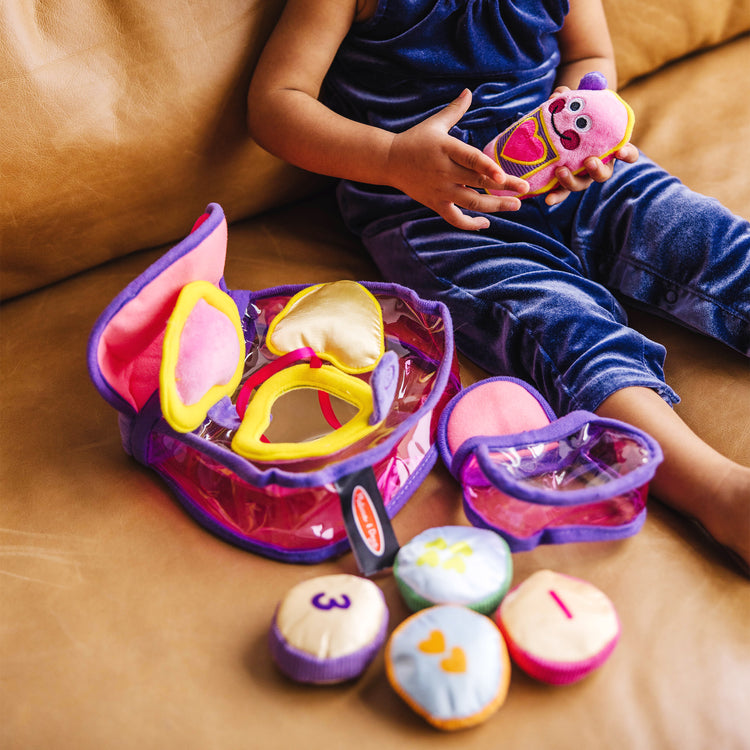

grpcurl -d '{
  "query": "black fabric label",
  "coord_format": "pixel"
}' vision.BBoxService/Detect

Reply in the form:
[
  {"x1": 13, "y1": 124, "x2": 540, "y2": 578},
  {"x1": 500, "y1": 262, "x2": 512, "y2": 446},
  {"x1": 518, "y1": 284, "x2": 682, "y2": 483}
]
[{"x1": 336, "y1": 467, "x2": 400, "y2": 576}]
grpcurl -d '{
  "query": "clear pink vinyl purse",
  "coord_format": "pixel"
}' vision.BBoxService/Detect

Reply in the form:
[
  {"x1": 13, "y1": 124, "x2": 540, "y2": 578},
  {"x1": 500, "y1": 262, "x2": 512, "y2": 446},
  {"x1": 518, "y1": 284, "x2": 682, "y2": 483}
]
[{"x1": 88, "y1": 204, "x2": 460, "y2": 569}]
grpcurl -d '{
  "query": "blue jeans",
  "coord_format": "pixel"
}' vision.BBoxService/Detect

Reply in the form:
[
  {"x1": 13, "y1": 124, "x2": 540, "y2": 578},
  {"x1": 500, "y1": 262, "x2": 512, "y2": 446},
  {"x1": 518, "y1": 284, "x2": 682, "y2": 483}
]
[{"x1": 338, "y1": 154, "x2": 750, "y2": 415}]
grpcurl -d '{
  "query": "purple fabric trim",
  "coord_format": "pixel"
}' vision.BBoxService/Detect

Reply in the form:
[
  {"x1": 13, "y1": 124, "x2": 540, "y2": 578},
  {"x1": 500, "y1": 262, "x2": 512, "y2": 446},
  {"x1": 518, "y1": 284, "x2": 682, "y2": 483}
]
[
  {"x1": 370, "y1": 350, "x2": 399, "y2": 424},
  {"x1": 246, "y1": 280, "x2": 455, "y2": 323},
  {"x1": 454, "y1": 411, "x2": 662, "y2": 505},
  {"x1": 122, "y1": 393, "x2": 163, "y2": 465},
  {"x1": 462, "y1": 499, "x2": 647, "y2": 551},
  {"x1": 206, "y1": 397, "x2": 242, "y2": 431},
  {"x1": 87, "y1": 202, "x2": 226, "y2": 413},
  {"x1": 117, "y1": 414, "x2": 135, "y2": 457},
  {"x1": 268, "y1": 599, "x2": 389, "y2": 683},
  {"x1": 152, "y1": 404, "x2": 417, "y2": 490},
  {"x1": 386, "y1": 442, "x2": 439, "y2": 519},
  {"x1": 228, "y1": 289, "x2": 254, "y2": 332}
]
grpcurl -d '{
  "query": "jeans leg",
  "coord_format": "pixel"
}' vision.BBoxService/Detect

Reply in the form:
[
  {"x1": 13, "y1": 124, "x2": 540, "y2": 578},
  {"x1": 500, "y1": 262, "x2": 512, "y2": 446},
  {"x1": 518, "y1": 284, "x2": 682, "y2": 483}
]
[
  {"x1": 568, "y1": 155, "x2": 750, "y2": 356},
  {"x1": 361, "y1": 201, "x2": 679, "y2": 415}
]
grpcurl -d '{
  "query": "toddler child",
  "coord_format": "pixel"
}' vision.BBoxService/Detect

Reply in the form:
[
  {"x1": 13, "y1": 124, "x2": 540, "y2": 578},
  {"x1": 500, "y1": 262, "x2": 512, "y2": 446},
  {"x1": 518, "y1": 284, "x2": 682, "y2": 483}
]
[{"x1": 248, "y1": 0, "x2": 750, "y2": 570}]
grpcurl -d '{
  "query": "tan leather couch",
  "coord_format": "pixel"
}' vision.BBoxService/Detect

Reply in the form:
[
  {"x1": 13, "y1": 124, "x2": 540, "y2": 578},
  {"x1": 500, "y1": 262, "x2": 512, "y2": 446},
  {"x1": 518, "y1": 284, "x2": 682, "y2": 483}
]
[{"x1": 2, "y1": 2, "x2": 749, "y2": 748}]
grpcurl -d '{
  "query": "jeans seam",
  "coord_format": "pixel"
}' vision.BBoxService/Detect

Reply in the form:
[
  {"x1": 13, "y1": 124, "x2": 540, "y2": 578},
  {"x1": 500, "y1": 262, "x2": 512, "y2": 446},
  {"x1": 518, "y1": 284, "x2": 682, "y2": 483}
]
[{"x1": 615, "y1": 255, "x2": 749, "y2": 325}]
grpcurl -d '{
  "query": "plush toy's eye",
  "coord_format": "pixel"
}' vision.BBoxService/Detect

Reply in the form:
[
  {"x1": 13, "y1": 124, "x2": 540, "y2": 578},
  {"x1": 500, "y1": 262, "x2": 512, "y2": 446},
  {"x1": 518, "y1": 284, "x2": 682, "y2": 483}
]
[
  {"x1": 574, "y1": 115, "x2": 592, "y2": 132},
  {"x1": 567, "y1": 98, "x2": 585, "y2": 113}
]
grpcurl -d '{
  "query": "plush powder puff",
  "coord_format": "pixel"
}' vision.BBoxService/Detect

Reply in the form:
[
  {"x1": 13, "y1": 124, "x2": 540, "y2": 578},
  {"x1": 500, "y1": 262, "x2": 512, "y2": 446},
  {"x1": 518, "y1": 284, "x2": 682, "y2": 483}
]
[
  {"x1": 494, "y1": 569, "x2": 620, "y2": 685},
  {"x1": 394, "y1": 526, "x2": 513, "y2": 614},
  {"x1": 269, "y1": 574, "x2": 388, "y2": 684},
  {"x1": 266, "y1": 280, "x2": 385, "y2": 374},
  {"x1": 386, "y1": 605, "x2": 511, "y2": 731},
  {"x1": 483, "y1": 73, "x2": 635, "y2": 198},
  {"x1": 442, "y1": 377, "x2": 553, "y2": 457}
]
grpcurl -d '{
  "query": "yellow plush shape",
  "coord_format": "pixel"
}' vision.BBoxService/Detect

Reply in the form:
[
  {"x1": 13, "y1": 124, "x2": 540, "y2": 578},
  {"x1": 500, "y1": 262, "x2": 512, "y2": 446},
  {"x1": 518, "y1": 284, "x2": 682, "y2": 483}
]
[
  {"x1": 160, "y1": 280, "x2": 245, "y2": 433},
  {"x1": 266, "y1": 281, "x2": 385, "y2": 374},
  {"x1": 231, "y1": 363, "x2": 380, "y2": 461}
]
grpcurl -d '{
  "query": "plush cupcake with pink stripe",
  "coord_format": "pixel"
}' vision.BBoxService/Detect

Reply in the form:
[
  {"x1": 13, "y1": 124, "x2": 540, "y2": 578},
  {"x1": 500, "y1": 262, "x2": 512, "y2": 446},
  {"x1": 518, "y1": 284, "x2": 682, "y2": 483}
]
[{"x1": 494, "y1": 569, "x2": 620, "y2": 685}]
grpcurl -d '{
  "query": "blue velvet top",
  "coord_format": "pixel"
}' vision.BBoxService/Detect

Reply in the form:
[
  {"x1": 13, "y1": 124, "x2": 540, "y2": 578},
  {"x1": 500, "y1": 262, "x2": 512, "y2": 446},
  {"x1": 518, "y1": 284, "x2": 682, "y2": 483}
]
[{"x1": 321, "y1": 0, "x2": 569, "y2": 149}]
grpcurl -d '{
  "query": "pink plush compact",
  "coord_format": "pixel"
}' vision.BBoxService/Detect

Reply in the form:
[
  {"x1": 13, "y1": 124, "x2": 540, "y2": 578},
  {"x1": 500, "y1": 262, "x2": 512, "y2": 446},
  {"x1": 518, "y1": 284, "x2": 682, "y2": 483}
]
[{"x1": 483, "y1": 72, "x2": 635, "y2": 197}]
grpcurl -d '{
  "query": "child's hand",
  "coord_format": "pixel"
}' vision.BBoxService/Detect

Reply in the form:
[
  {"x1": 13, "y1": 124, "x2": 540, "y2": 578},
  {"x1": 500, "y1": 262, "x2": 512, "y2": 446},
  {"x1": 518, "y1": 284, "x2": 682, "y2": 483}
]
[
  {"x1": 545, "y1": 144, "x2": 639, "y2": 206},
  {"x1": 544, "y1": 85, "x2": 639, "y2": 206},
  {"x1": 387, "y1": 89, "x2": 529, "y2": 231}
]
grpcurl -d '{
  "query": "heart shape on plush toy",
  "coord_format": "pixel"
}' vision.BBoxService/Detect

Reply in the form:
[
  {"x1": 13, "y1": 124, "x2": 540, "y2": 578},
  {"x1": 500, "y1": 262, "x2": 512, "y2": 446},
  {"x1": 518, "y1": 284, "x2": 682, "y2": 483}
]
[
  {"x1": 501, "y1": 118, "x2": 547, "y2": 163},
  {"x1": 442, "y1": 554, "x2": 467, "y2": 575},
  {"x1": 441, "y1": 646, "x2": 467, "y2": 674},
  {"x1": 418, "y1": 630, "x2": 446, "y2": 654}
]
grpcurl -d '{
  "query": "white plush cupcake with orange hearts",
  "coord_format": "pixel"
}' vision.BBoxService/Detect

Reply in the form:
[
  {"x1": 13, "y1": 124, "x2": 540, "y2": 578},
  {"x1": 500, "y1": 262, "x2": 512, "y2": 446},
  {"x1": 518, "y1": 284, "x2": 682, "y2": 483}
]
[{"x1": 385, "y1": 605, "x2": 510, "y2": 730}]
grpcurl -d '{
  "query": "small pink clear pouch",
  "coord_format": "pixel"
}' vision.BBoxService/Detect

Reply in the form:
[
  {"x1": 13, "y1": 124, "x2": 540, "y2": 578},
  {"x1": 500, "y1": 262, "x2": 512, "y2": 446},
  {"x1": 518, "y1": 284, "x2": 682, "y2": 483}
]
[
  {"x1": 87, "y1": 204, "x2": 460, "y2": 563},
  {"x1": 438, "y1": 377, "x2": 663, "y2": 551}
]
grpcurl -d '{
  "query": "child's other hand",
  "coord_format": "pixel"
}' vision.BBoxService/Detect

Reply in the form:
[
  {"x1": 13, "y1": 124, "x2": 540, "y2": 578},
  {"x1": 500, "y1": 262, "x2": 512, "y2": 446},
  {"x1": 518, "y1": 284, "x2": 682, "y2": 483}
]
[
  {"x1": 387, "y1": 89, "x2": 529, "y2": 231},
  {"x1": 545, "y1": 143, "x2": 639, "y2": 206}
]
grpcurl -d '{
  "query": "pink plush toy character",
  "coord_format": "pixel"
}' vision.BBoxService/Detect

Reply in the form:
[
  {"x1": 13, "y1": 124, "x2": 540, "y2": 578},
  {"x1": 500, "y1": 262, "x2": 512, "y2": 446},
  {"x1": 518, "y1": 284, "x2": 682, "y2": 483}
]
[{"x1": 483, "y1": 72, "x2": 635, "y2": 197}]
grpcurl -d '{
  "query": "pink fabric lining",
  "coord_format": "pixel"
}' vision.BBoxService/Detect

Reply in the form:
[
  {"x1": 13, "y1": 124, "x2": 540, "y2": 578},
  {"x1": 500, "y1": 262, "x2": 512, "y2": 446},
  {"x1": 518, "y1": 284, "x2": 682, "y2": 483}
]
[
  {"x1": 445, "y1": 380, "x2": 550, "y2": 454},
  {"x1": 97, "y1": 217, "x2": 228, "y2": 411}
]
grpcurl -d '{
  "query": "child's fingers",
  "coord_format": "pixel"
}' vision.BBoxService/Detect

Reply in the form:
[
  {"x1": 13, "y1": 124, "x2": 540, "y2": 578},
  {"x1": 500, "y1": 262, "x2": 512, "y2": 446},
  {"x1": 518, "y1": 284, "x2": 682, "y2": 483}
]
[
  {"x1": 545, "y1": 186, "x2": 571, "y2": 206},
  {"x1": 456, "y1": 164, "x2": 528, "y2": 195},
  {"x1": 550, "y1": 85, "x2": 571, "y2": 97},
  {"x1": 431, "y1": 88, "x2": 474, "y2": 131},
  {"x1": 440, "y1": 203, "x2": 492, "y2": 231},
  {"x1": 582, "y1": 148, "x2": 638, "y2": 182},
  {"x1": 452, "y1": 186, "x2": 522, "y2": 214},
  {"x1": 545, "y1": 150, "x2": 630, "y2": 205},
  {"x1": 435, "y1": 186, "x2": 524, "y2": 230},
  {"x1": 435, "y1": 189, "x2": 522, "y2": 230},
  {"x1": 615, "y1": 143, "x2": 639, "y2": 163},
  {"x1": 582, "y1": 157, "x2": 613, "y2": 183},
  {"x1": 449, "y1": 140, "x2": 529, "y2": 194},
  {"x1": 488, "y1": 171, "x2": 529, "y2": 196},
  {"x1": 554, "y1": 165, "x2": 594, "y2": 192}
]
